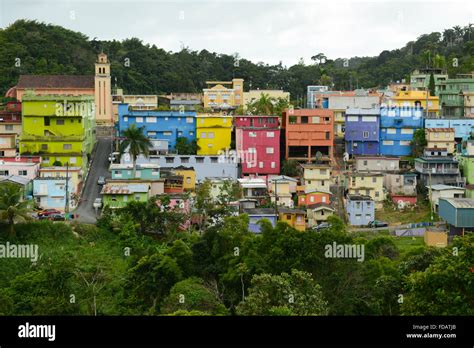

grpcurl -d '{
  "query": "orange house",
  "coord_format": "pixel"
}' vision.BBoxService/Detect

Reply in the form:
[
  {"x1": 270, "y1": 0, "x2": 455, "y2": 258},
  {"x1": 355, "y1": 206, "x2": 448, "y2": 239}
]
[
  {"x1": 298, "y1": 190, "x2": 331, "y2": 207},
  {"x1": 282, "y1": 108, "x2": 334, "y2": 162}
]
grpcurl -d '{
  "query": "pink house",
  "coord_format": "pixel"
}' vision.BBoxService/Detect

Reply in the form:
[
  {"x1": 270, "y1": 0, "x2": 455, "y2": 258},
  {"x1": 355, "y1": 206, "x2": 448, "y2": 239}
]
[
  {"x1": 0, "y1": 156, "x2": 41, "y2": 180},
  {"x1": 235, "y1": 115, "x2": 280, "y2": 175},
  {"x1": 156, "y1": 194, "x2": 191, "y2": 230}
]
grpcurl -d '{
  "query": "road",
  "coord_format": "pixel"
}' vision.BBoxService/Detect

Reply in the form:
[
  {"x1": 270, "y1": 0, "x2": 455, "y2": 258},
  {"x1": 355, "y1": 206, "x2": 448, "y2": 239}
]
[{"x1": 74, "y1": 138, "x2": 112, "y2": 223}]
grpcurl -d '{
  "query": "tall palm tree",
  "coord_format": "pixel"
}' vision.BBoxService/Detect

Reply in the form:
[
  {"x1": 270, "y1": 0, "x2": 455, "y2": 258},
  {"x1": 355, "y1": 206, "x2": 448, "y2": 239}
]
[
  {"x1": 249, "y1": 93, "x2": 276, "y2": 115},
  {"x1": 0, "y1": 183, "x2": 33, "y2": 237},
  {"x1": 120, "y1": 124, "x2": 152, "y2": 178}
]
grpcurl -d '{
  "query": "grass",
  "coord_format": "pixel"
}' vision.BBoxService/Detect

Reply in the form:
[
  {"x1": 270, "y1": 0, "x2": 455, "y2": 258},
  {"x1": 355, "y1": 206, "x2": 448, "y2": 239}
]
[
  {"x1": 392, "y1": 236, "x2": 425, "y2": 253},
  {"x1": 376, "y1": 198, "x2": 439, "y2": 225}
]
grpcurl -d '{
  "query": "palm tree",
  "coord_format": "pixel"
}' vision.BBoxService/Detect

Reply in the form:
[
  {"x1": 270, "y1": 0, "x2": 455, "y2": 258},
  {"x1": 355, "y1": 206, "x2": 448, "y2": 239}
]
[
  {"x1": 119, "y1": 124, "x2": 152, "y2": 178},
  {"x1": 0, "y1": 183, "x2": 33, "y2": 237},
  {"x1": 248, "y1": 93, "x2": 276, "y2": 115}
]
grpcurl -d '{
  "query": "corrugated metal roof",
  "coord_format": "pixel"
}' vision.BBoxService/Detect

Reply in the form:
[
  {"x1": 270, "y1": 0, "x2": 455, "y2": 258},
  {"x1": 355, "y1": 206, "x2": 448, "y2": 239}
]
[{"x1": 442, "y1": 198, "x2": 474, "y2": 209}]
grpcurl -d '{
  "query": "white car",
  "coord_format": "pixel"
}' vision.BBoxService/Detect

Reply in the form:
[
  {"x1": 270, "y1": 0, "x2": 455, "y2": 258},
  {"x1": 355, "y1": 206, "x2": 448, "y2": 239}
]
[{"x1": 93, "y1": 198, "x2": 103, "y2": 209}]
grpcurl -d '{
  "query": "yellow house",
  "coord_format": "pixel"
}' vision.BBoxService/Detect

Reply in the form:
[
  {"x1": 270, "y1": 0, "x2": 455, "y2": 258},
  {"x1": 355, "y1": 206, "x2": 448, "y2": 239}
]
[
  {"x1": 390, "y1": 90, "x2": 439, "y2": 117},
  {"x1": 425, "y1": 128, "x2": 456, "y2": 154},
  {"x1": 306, "y1": 203, "x2": 335, "y2": 227},
  {"x1": 301, "y1": 164, "x2": 332, "y2": 193},
  {"x1": 278, "y1": 208, "x2": 306, "y2": 231},
  {"x1": 333, "y1": 110, "x2": 346, "y2": 138},
  {"x1": 203, "y1": 79, "x2": 244, "y2": 109},
  {"x1": 348, "y1": 173, "x2": 385, "y2": 207},
  {"x1": 172, "y1": 166, "x2": 196, "y2": 192},
  {"x1": 196, "y1": 113, "x2": 233, "y2": 155},
  {"x1": 269, "y1": 179, "x2": 293, "y2": 207}
]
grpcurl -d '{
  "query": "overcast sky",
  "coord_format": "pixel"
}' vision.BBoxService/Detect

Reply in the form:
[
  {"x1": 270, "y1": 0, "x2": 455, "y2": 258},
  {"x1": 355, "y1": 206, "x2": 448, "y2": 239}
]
[{"x1": 1, "y1": 0, "x2": 473, "y2": 66}]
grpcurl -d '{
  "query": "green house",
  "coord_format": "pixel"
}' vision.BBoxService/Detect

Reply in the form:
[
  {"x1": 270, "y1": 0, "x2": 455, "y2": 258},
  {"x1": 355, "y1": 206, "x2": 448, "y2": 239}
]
[
  {"x1": 100, "y1": 183, "x2": 150, "y2": 208},
  {"x1": 439, "y1": 75, "x2": 474, "y2": 117}
]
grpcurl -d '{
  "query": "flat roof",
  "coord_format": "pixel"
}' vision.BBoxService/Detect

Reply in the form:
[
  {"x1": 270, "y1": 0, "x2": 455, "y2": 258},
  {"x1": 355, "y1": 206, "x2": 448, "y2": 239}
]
[
  {"x1": 427, "y1": 184, "x2": 465, "y2": 191},
  {"x1": 347, "y1": 194, "x2": 373, "y2": 201}
]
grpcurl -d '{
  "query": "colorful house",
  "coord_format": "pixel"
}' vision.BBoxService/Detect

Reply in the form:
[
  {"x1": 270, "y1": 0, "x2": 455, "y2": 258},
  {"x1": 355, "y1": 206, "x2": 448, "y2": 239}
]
[
  {"x1": 409, "y1": 68, "x2": 448, "y2": 94},
  {"x1": 0, "y1": 156, "x2": 40, "y2": 180},
  {"x1": 244, "y1": 208, "x2": 278, "y2": 233},
  {"x1": 306, "y1": 202, "x2": 335, "y2": 227},
  {"x1": 425, "y1": 128, "x2": 456, "y2": 154},
  {"x1": 172, "y1": 166, "x2": 196, "y2": 192},
  {"x1": 379, "y1": 106, "x2": 424, "y2": 156},
  {"x1": 348, "y1": 172, "x2": 385, "y2": 207},
  {"x1": 0, "y1": 175, "x2": 34, "y2": 199},
  {"x1": 355, "y1": 156, "x2": 400, "y2": 172},
  {"x1": 238, "y1": 177, "x2": 268, "y2": 205},
  {"x1": 38, "y1": 166, "x2": 83, "y2": 195},
  {"x1": 267, "y1": 175, "x2": 298, "y2": 194},
  {"x1": 438, "y1": 73, "x2": 474, "y2": 117},
  {"x1": 344, "y1": 108, "x2": 380, "y2": 156},
  {"x1": 196, "y1": 113, "x2": 233, "y2": 155},
  {"x1": 19, "y1": 95, "x2": 96, "y2": 175},
  {"x1": 9, "y1": 53, "x2": 113, "y2": 125},
  {"x1": 235, "y1": 115, "x2": 280, "y2": 175},
  {"x1": 156, "y1": 194, "x2": 192, "y2": 230},
  {"x1": 0, "y1": 101, "x2": 22, "y2": 137},
  {"x1": 278, "y1": 208, "x2": 306, "y2": 231},
  {"x1": 415, "y1": 149, "x2": 464, "y2": 187},
  {"x1": 390, "y1": 90, "x2": 439, "y2": 117},
  {"x1": 0, "y1": 133, "x2": 17, "y2": 157},
  {"x1": 298, "y1": 189, "x2": 331, "y2": 207},
  {"x1": 346, "y1": 194, "x2": 375, "y2": 226},
  {"x1": 268, "y1": 178, "x2": 293, "y2": 207},
  {"x1": 425, "y1": 118, "x2": 474, "y2": 141},
  {"x1": 203, "y1": 79, "x2": 244, "y2": 110},
  {"x1": 301, "y1": 163, "x2": 332, "y2": 193},
  {"x1": 100, "y1": 183, "x2": 150, "y2": 209},
  {"x1": 384, "y1": 172, "x2": 417, "y2": 196},
  {"x1": 33, "y1": 177, "x2": 75, "y2": 211},
  {"x1": 282, "y1": 108, "x2": 334, "y2": 162}
]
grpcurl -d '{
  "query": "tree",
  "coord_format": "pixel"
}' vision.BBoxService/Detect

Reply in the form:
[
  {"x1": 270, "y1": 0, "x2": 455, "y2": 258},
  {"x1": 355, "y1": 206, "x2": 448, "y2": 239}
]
[
  {"x1": 236, "y1": 269, "x2": 328, "y2": 316},
  {"x1": 0, "y1": 183, "x2": 33, "y2": 236},
  {"x1": 161, "y1": 277, "x2": 227, "y2": 315},
  {"x1": 247, "y1": 93, "x2": 275, "y2": 115},
  {"x1": 175, "y1": 137, "x2": 198, "y2": 155},
  {"x1": 411, "y1": 129, "x2": 427, "y2": 158},
  {"x1": 119, "y1": 123, "x2": 152, "y2": 178},
  {"x1": 280, "y1": 160, "x2": 300, "y2": 177},
  {"x1": 428, "y1": 73, "x2": 435, "y2": 96},
  {"x1": 311, "y1": 53, "x2": 326, "y2": 65}
]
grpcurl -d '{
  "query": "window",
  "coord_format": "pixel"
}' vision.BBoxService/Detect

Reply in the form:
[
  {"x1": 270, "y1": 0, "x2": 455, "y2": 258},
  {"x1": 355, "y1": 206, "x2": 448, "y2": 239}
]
[
  {"x1": 41, "y1": 144, "x2": 48, "y2": 150},
  {"x1": 186, "y1": 177, "x2": 191, "y2": 184},
  {"x1": 123, "y1": 116, "x2": 128, "y2": 122},
  {"x1": 248, "y1": 148, "x2": 256, "y2": 154},
  {"x1": 146, "y1": 117, "x2": 157, "y2": 123},
  {"x1": 210, "y1": 157, "x2": 218, "y2": 163},
  {"x1": 310, "y1": 196, "x2": 315, "y2": 202},
  {"x1": 363, "y1": 131, "x2": 369, "y2": 138},
  {"x1": 163, "y1": 131, "x2": 172, "y2": 136},
  {"x1": 152, "y1": 168, "x2": 159, "y2": 175},
  {"x1": 266, "y1": 147, "x2": 274, "y2": 154},
  {"x1": 375, "y1": 191, "x2": 380, "y2": 198},
  {"x1": 321, "y1": 180, "x2": 325, "y2": 186},
  {"x1": 362, "y1": 116, "x2": 377, "y2": 122},
  {"x1": 134, "y1": 195, "x2": 141, "y2": 201},
  {"x1": 178, "y1": 131, "x2": 183, "y2": 136},
  {"x1": 181, "y1": 157, "x2": 189, "y2": 163},
  {"x1": 208, "y1": 132, "x2": 215, "y2": 139},
  {"x1": 259, "y1": 162, "x2": 263, "y2": 168},
  {"x1": 0, "y1": 170, "x2": 9, "y2": 176},
  {"x1": 363, "y1": 160, "x2": 368, "y2": 166},
  {"x1": 271, "y1": 162, "x2": 276, "y2": 168},
  {"x1": 347, "y1": 116, "x2": 358, "y2": 122},
  {"x1": 148, "y1": 131, "x2": 157, "y2": 136},
  {"x1": 445, "y1": 133, "x2": 450, "y2": 138},
  {"x1": 200, "y1": 118, "x2": 205, "y2": 124},
  {"x1": 401, "y1": 128, "x2": 414, "y2": 134},
  {"x1": 372, "y1": 177, "x2": 377, "y2": 183},
  {"x1": 196, "y1": 157, "x2": 204, "y2": 163},
  {"x1": 322, "y1": 196, "x2": 327, "y2": 203},
  {"x1": 5, "y1": 125, "x2": 13, "y2": 131},
  {"x1": 69, "y1": 157, "x2": 77, "y2": 164},
  {"x1": 186, "y1": 117, "x2": 193, "y2": 123},
  {"x1": 63, "y1": 144, "x2": 72, "y2": 150},
  {"x1": 266, "y1": 131, "x2": 274, "y2": 138},
  {"x1": 111, "y1": 195, "x2": 117, "y2": 201},
  {"x1": 44, "y1": 117, "x2": 50, "y2": 126},
  {"x1": 312, "y1": 116, "x2": 320, "y2": 124},
  {"x1": 114, "y1": 170, "x2": 122, "y2": 177},
  {"x1": 189, "y1": 131, "x2": 194, "y2": 136},
  {"x1": 325, "y1": 132, "x2": 330, "y2": 140},
  {"x1": 434, "y1": 133, "x2": 439, "y2": 138},
  {"x1": 301, "y1": 116, "x2": 308, "y2": 124},
  {"x1": 400, "y1": 140, "x2": 411, "y2": 146},
  {"x1": 166, "y1": 157, "x2": 174, "y2": 163},
  {"x1": 321, "y1": 210, "x2": 325, "y2": 216},
  {"x1": 18, "y1": 170, "x2": 27, "y2": 176},
  {"x1": 289, "y1": 116, "x2": 297, "y2": 124},
  {"x1": 383, "y1": 140, "x2": 394, "y2": 145},
  {"x1": 320, "y1": 169, "x2": 327, "y2": 175},
  {"x1": 355, "y1": 214, "x2": 361, "y2": 220},
  {"x1": 200, "y1": 132, "x2": 207, "y2": 138},
  {"x1": 387, "y1": 128, "x2": 396, "y2": 134},
  {"x1": 136, "y1": 117, "x2": 144, "y2": 123},
  {"x1": 56, "y1": 119, "x2": 65, "y2": 125}
]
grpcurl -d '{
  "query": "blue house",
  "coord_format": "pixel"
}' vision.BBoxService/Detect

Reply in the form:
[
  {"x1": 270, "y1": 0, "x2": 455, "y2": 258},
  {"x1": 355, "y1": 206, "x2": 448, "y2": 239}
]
[
  {"x1": 379, "y1": 106, "x2": 424, "y2": 156},
  {"x1": 345, "y1": 108, "x2": 380, "y2": 156},
  {"x1": 244, "y1": 208, "x2": 277, "y2": 233},
  {"x1": 118, "y1": 104, "x2": 196, "y2": 151},
  {"x1": 345, "y1": 194, "x2": 374, "y2": 226},
  {"x1": 425, "y1": 118, "x2": 474, "y2": 140},
  {"x1": 110, "y1": 163, "x2": 160, "y2": 180},
  {"x1": 438, "y1": 198, "x2": 474, "y2": 236},
  {"x1": 33, "y1": 177, "x2": 74, "y2": 211}
]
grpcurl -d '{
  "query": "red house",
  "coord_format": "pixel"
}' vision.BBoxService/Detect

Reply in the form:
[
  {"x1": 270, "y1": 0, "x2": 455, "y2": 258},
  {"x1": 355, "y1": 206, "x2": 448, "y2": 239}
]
[
  {"x1": 235, "y1": 115, "x2": 280, "y2": 175},
  {"x1": 298, "y1": 189, "x2": 332, "y2": 207}
]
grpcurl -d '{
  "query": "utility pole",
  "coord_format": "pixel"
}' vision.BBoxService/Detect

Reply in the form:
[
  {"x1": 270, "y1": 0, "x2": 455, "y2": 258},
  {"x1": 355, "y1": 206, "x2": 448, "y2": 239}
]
[
  {"x1": 64, "y1": 162, "x2": 69, "y2": 221},
  {"x1": 428, "y1": 170, "x2": 433, "y2": 221}
]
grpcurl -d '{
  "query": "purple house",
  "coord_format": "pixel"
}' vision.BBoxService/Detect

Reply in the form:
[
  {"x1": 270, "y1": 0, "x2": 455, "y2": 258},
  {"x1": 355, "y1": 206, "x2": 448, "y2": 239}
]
[{"x1": 345, "y1": 108, "x2": 380, "y2": 156}]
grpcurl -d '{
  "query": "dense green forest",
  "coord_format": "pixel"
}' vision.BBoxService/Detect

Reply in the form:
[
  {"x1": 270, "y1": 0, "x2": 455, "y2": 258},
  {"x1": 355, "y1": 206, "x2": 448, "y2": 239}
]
[{"x1": 1, "y1": 20, "x2": 474, "y2": 105}]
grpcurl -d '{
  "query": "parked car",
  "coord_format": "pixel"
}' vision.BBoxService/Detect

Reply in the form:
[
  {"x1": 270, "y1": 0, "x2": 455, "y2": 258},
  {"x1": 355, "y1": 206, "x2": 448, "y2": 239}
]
[
  {"x1": 37, "y1": 209, "x2": 61, "y2": 217},
  {"x1": 313, "y1": 222, "x2": 331, "y2": 231},
  {"x1": 49, "y1": 213, "x2": 65, "y2": 221},
  {"x1": 368, "y1": 220, "x2": 389, "y2": 228},
  {"x1": 93, "y1": 198, "x2": 103, "y2": 209},
  {"x1": 97, "y1": 176, "x2": 106, "y2": 185}
]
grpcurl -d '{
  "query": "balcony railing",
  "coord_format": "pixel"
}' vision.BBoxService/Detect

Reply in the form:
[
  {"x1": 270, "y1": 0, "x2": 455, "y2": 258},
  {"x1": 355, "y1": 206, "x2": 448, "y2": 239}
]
[
  {"x1": 416, "y1": 167, "x2": 460, "y2": 174},
  {"x1": 20, "y1": 134, "x2": 85, "y2": 142}
]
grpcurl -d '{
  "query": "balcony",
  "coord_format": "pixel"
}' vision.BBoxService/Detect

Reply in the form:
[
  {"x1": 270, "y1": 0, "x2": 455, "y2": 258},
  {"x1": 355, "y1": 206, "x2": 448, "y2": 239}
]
[
  {"x1": 416, "y1": 166, "x2": 460, "y2": 175},
  {"x1": 20, "y1": 134, "x2": 85, "y2": 142}
]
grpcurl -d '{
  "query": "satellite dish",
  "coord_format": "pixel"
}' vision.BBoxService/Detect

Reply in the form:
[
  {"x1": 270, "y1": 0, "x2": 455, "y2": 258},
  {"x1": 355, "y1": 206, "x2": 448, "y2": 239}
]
[{"x1": 397, "y1": 200, "x2": 405, "y2": 210}]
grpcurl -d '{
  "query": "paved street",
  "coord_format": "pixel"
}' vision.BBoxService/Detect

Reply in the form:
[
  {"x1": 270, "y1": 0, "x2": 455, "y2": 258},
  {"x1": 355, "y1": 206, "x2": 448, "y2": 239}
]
[{"x1": 74, "y1": 138, "x2": 112, "y2": 223}]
